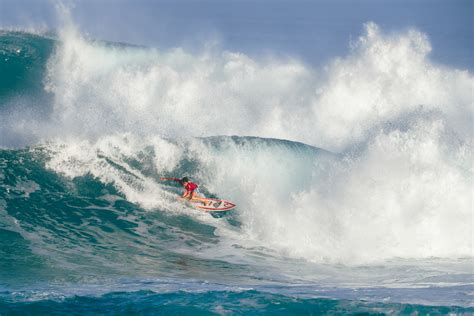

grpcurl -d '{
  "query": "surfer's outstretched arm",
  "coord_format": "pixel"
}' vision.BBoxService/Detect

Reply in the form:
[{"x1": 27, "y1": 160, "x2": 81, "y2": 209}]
[{"x1": 160, "y1": 177, "x2": 181, "y2": 182}]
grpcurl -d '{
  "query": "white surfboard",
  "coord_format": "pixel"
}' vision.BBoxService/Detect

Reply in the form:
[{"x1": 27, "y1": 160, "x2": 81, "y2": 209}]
[{"x1": 179, "y1": 197, "x2": 236, "y2": 212}]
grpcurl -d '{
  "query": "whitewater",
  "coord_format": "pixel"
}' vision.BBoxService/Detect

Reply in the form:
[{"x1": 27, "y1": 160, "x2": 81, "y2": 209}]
[{"x1": 0, "y1": 10, "x2": 473, "y2": 315}]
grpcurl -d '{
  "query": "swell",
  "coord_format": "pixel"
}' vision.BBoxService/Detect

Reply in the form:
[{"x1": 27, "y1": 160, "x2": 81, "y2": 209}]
[
  {"x1": 0, "y1": 136, "x2": 333, "y2": 287},
  {"x1": 2, "y1": 289, "x2": 473, "y2": 315},
  {"x1": 1, "y1": 133, "x2": 471, "y2": 273}
]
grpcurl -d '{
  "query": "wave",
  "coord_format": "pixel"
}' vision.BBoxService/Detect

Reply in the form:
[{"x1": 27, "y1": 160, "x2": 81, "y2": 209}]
[
  {"x1": 0, "y1": 14, "x2": 472, "y2": 268},
  {"x1": 0, "y1": 134, "x2": 470, "y2": 273},
  {"x1": 1, "y1": 22, "x2": 472, "y2": 150},
  {"x1": 0, "y1": 31, "x2": 54, "y2": 99},
  {"x1": 3, "y1": 287, "x2": 473, "y2": 314}
]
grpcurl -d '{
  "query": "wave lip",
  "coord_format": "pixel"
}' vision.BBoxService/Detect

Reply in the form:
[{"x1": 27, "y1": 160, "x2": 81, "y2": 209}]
[{"x1": 2, "y1": 22, "x2": 472, "y2": 150}]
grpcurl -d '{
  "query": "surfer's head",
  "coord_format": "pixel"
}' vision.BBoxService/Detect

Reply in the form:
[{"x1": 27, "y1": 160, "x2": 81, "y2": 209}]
[{"x1": 180, "y1": 177, "x2": 189, "y2": 185}]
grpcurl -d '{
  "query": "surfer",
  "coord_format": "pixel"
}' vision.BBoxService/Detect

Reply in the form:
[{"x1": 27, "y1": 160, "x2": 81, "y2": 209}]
[{"x1": 160, "y1": 177, "x2": 210, "y2": 206}]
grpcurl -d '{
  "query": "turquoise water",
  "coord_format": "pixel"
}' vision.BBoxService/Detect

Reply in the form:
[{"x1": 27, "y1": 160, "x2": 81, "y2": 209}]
[
  {"x1": 0, "y1": 31, "x2": 473, "y2": 315},
  {"x1": 2, "y1": 289, "x2": 472, "y2": 315}
]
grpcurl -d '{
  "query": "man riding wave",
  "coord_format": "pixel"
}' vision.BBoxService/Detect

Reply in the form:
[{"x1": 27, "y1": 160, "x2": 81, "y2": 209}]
[{"x1": 160, "y1": 176, "x2": 210, "y2": 206}]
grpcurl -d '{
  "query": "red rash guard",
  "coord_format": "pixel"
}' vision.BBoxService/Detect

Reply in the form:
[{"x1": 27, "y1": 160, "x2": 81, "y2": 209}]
[{"x1": 185, "y1": 182, "x2": 198, "y2": 192}]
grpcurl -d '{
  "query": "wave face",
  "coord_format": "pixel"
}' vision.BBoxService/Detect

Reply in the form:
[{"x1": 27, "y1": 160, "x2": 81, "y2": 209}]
[{"x1": 0, "y1": 16, "x2": 473, "y2": 312}]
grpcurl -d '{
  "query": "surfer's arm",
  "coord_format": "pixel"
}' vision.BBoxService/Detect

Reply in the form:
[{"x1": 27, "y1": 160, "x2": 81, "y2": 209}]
[{"x1": 160, "y1": 177, "x2": 180, "y2": 182}]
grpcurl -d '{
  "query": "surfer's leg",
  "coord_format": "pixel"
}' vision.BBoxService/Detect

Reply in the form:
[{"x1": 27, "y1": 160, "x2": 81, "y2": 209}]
[
  {"x1": 196, "y1": 189, "x2": 211, "y2": 205},
  {"x1": 194, "y1": 197, "x2": 210, "y2": 205},
  {"x1": 190, "y1": 191, "x2": 209, "y2": 205}
]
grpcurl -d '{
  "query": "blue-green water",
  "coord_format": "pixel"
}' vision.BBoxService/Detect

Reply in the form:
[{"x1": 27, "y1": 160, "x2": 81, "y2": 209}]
[{"x1": 0, "y1": 31, "x2": 473, "y2": 315}]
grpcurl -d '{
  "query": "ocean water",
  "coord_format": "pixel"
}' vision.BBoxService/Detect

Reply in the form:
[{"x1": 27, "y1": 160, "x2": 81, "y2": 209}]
[{"x1": 0, "y1": 18, "x2": 473, "y2": 315}]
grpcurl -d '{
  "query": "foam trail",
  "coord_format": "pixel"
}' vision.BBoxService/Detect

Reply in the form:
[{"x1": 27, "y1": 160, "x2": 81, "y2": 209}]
[{"x1": 45, "y1": 134, "x2": 181, "y2": 210}]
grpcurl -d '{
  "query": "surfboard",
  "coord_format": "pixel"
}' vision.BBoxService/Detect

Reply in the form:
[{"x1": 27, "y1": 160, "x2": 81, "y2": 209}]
[{"x1": 179, "y1": 197, "x2": 236, "y2": 212}]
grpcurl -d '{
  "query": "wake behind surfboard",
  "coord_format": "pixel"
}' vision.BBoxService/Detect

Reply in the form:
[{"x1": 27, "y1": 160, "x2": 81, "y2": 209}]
[{"x1": 179, "y1": 197, "x2": 236, "y2": 212}]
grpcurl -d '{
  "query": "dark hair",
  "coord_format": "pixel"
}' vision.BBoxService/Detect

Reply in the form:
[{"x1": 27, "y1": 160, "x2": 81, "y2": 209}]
[{"x1": 181, "y1": 177, "x2": 189, "y2": 183}]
